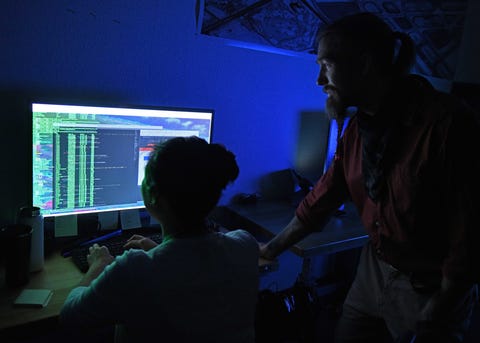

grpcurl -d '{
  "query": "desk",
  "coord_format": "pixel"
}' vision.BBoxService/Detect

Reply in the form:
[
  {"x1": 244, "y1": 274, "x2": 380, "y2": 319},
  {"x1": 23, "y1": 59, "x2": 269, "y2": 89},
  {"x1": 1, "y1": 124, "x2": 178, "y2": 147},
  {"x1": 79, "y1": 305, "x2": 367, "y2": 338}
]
[
  {"x1": 0, "y1": 252, "x2": 82, "y2": 333},
  {"x1": 211, "y1": 200, "x2": 368, "y2": 282}
]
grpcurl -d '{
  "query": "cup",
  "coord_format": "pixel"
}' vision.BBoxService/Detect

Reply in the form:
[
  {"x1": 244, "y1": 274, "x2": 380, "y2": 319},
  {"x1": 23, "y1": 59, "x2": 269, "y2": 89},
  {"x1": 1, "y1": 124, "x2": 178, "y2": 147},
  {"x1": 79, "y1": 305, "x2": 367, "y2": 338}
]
[
  {"x1": 18, "y1": 206, "x2": 44, "y2": 272},
  {"x1": 0, "y1": 224, "x2": 32, "y2": 288}
]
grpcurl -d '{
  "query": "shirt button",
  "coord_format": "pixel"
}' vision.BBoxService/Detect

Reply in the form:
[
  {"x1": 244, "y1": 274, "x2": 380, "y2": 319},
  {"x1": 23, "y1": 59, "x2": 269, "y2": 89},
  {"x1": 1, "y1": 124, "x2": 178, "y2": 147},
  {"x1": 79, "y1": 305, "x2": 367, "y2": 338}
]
[{"x1": 375, "y1": 221, "x2": 380, "y2": 228}]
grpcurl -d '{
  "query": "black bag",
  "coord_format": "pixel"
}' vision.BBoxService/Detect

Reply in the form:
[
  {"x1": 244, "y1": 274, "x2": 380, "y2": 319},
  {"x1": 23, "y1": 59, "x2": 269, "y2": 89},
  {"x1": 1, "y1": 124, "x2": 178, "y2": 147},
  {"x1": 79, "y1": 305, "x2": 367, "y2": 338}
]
[{"x1": 255, "y1": 280, "x2": 317, "y2": 343}]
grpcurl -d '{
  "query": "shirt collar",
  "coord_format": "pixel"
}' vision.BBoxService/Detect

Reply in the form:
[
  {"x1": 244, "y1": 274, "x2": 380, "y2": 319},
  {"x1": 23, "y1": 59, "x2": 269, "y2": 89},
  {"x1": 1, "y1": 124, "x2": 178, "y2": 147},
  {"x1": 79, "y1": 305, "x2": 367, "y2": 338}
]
[{"x1": 356, "y1": 74, "x2": 435, "y2": 127}]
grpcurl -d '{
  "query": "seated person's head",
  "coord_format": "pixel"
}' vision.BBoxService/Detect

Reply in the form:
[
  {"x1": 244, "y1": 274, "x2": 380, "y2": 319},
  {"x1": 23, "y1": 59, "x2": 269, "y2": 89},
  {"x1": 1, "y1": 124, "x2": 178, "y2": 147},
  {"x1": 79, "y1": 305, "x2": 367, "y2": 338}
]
[{"x1": 141, "y1": 136, "x2": 239, "y2": 234}]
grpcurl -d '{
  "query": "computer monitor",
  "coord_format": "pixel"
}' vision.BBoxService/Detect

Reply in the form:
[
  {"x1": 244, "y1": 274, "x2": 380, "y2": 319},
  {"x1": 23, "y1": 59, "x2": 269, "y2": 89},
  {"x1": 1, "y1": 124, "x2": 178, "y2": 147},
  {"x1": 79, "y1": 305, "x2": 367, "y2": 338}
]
[
  {"x1": 32, "y1": 102, "x2": 214, "y2": 217},
  {"x1": 294, "y1": 111, "x2": 332, "y2": 183},
  {"x1": 295, "y1": 112, "x2": 351, "y2": 182},
  {"x1": 323, "y1": 117, "x2": 350, "y2": 173}
]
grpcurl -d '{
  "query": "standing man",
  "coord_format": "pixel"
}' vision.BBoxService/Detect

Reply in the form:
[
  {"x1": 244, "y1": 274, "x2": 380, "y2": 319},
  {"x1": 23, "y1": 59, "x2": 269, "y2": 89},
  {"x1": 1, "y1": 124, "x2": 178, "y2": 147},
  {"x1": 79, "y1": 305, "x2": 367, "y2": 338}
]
[{"x1": 260, "y1": 12, "x2": 479, "y2": 343}]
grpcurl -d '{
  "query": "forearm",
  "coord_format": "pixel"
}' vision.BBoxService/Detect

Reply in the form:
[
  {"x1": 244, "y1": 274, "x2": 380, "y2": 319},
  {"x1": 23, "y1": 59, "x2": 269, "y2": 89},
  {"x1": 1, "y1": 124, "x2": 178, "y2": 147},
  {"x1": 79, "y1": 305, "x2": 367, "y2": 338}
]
[
  {"x1": 61, "y1": 282, "x2": 114, "y2": 329},
  {"x1": 261, "y1": 215, "x2": 313, "y2": 260},
  {"x1": 77, "y1": 261, "x2": 111, "y2": 287}
]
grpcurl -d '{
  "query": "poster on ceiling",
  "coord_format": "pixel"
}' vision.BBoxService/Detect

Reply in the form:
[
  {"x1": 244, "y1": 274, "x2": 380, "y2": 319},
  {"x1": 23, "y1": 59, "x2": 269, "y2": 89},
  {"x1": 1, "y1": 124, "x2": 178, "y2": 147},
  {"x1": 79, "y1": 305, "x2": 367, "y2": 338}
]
[{"x1": 195, "y1": 0, "x2": 469, "y2": 80}]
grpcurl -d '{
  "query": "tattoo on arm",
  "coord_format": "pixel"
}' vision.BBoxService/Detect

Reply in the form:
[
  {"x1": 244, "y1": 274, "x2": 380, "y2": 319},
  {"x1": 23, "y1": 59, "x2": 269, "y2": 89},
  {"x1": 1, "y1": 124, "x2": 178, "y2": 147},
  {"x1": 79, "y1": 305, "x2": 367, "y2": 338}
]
[{"x1": 264, "y1": 216, "x2": 312, "y2": 259}]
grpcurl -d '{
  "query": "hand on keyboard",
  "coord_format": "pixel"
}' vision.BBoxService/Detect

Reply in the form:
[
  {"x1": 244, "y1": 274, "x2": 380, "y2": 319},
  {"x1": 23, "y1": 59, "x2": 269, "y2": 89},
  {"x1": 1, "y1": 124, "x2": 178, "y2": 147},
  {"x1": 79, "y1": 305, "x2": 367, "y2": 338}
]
[
  {"x1": 123, "y1": 234, "x2": 159, "y2": 251},
  {"x1": 87, "y1": 243, "x2": 114, "y2": 269},
  {"x1": 70, "y1": 232, "x2": 163, "y2": 273}
]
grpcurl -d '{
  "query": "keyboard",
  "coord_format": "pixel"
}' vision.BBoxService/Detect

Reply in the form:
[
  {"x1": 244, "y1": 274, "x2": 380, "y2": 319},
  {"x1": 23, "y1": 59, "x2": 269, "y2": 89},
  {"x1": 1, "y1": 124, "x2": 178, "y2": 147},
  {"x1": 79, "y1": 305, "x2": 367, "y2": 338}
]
[{"x1": 69, "y1": 230, "x2": 163, "y2": 273}]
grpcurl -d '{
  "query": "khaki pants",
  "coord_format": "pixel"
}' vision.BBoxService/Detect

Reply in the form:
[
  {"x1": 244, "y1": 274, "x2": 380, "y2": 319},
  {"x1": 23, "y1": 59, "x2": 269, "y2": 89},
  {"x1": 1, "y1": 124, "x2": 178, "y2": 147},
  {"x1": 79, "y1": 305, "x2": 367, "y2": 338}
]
[{"x1": 334, "y1": 242, "x2": 478, "y2": 343}]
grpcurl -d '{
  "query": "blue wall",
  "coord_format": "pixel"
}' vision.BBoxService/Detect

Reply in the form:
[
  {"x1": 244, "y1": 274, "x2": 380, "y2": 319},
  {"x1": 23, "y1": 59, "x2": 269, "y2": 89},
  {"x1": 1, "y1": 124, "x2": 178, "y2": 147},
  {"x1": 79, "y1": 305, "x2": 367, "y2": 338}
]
[
  {"x1": 0, "y1": 1, "x2": 326, "y2": 225},
  {"x1": 3, "y1": 1, "x2": 474, "y2": 291}
]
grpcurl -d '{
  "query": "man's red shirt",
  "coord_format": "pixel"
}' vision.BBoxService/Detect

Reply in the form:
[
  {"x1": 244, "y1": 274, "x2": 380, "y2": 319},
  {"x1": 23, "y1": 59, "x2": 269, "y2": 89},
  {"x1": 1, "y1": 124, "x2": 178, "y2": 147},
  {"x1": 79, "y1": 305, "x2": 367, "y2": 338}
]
[{"x1": 296, "y1": 76, "x2": 480, "y2": 282}]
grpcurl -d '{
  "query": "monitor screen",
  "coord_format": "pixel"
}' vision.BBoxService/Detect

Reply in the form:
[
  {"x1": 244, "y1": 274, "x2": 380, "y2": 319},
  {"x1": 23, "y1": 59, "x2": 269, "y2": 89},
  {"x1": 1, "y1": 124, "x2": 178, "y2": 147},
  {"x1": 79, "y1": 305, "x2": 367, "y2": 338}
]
[
  {"x1": 294, "y1": 111, "x2": 350, "y2": 185},
  {"x1": 294, "y1": 111, "x2": 331, "y2": 183},
  {"x1": 323, "y1": 117, "x2": 350, "y2": 174},
  {"x1": 32, "y1": 102, "x2": 214, "y2": 217}
]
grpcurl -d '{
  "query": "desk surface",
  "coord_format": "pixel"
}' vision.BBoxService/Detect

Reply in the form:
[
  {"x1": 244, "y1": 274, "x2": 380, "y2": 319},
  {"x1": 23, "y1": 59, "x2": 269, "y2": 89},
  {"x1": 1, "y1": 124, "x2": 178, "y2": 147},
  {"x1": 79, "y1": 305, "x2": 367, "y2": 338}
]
[
  {"x1": 0, "y1": 252, "x2": 82, "y2": 332},
  {"x1": 213, "y1": 200, "x2": 368, "y2": 257}
]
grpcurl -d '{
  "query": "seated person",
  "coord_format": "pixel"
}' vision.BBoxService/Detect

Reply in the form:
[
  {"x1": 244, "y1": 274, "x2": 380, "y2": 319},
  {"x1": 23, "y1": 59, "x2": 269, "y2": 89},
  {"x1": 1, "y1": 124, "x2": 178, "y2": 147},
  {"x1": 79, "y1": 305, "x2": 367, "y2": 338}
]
[{"x1": 60, "y1": 136, "x2": 259, "y2": 342}]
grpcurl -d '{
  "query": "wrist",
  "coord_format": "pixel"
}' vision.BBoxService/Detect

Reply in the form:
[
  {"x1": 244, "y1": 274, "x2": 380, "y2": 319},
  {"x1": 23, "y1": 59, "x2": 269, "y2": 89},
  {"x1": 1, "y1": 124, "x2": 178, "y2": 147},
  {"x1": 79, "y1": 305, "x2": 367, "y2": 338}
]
[
  {"x1": 260, "y1": 242, "x2": 277, "y2": 260},
  {"x1": 92, "y1": 257, "x2": 113, "y2": 269},
  {"x1": 78, "y1": 258, "x2": 112, "y2": 287}
]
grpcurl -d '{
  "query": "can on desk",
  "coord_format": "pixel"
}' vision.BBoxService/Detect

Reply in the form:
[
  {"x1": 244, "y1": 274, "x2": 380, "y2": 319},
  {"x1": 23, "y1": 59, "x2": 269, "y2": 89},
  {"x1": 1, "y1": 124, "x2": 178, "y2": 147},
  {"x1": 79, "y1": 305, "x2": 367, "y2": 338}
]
[{"x1": 18, "y1": 206, "x2": 44, "y2": 272}]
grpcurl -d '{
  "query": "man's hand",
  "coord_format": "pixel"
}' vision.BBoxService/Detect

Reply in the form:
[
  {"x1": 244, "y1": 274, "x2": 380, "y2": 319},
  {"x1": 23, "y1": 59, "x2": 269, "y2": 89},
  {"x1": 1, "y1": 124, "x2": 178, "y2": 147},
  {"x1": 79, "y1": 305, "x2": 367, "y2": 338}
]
[
  {"x1": 258, "y1": 241, "x2": 275, "y2": 260},
  {"x1": 419, "y1": 278, "x2": 473, "y2": 323},
  {"x1": 258, "y1": 242, "x2": 267, "y2": 257},
  {"x1": 124, "y1": 234, "x2": 158, "y2": 251},
  {"x1": 415, "y1": 278, "x2": 475, "y2": 342},
  {"x1": 258, "y1": 215, "x2": 312, "y2": 260}
]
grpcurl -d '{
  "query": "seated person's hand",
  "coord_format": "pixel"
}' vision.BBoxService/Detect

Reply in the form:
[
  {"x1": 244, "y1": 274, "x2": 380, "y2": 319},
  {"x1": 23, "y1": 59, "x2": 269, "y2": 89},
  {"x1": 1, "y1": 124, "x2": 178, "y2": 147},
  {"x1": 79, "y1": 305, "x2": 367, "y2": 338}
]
[
  {"x1": 78, "y1": 244, "x2": 114, "y2": 286},
  {"x1": 87, "y1": 243, "x2": 114, "y2": 268},
  {"x1": 124, "y1": 234, "x2": 158, "y2": 251}
]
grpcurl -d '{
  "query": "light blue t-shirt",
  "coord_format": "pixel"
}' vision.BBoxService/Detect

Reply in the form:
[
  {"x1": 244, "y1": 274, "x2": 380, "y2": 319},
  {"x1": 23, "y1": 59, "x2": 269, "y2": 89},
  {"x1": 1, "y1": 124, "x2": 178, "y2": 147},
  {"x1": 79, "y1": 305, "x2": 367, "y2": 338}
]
[{"x1": 61, "y1": 230, "x2": 259, "y2": 343}]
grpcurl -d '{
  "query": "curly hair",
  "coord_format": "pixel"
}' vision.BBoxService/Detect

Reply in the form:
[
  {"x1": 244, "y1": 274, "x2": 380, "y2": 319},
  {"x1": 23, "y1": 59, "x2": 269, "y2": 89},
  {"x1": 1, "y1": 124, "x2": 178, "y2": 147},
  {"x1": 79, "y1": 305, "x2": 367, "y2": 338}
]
[{"x1": 142, "y1": 136, "x2": 239, "y2": 230}]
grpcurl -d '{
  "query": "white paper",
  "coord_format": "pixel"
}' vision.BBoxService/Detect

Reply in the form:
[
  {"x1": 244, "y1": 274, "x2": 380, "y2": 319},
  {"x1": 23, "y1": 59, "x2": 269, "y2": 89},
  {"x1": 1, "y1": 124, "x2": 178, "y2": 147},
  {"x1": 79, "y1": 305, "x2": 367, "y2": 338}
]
[
  {"x1": 120, "y1": 209, "x2": 141, "y2": 230},
  {"x1": 98, "y1": 211, "x2": 119, "y2": 231},
  {"x1": 54, "y1": 215, "x2": 78, "y2": 237}
]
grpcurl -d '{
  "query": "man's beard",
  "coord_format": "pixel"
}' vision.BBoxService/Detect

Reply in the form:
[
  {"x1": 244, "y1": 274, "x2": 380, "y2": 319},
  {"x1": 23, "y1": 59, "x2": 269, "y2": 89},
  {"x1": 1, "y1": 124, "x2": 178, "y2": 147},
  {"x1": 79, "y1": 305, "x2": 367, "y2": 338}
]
[{"x1": 325, "y1": 93, "x2": 348, "y2": 121}]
